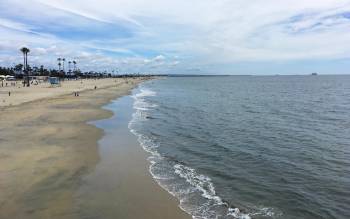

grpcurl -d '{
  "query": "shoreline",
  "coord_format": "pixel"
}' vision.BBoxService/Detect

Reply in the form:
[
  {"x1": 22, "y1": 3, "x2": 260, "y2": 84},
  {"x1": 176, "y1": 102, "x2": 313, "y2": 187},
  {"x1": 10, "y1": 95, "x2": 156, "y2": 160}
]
[
  {"x1": 0, "y1": 77, "x2": 189, "y2": 219},
  {"x1": 77, "y1": 89, "x2": 190, "y2": 219}
]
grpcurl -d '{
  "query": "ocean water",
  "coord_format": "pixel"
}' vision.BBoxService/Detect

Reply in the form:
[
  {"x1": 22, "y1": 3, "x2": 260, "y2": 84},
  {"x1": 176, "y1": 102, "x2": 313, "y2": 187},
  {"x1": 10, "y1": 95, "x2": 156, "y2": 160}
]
[{"x1": 129, "y1": 76, "x2": 350, "y2": 219}]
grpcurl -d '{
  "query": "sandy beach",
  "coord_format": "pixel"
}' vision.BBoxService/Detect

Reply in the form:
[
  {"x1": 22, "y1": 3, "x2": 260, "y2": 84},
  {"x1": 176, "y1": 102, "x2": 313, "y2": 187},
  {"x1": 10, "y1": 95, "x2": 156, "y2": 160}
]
[
  {"x1": 0, "y1": 78, "x2": 137, "y2": 107},
  {"x1": 0, "y1": 77, "x2": 189, "y2": 219}
]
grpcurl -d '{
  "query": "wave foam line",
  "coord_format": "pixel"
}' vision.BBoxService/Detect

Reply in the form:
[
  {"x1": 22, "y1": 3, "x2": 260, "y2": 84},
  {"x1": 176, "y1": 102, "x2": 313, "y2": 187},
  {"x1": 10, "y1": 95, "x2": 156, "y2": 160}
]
[{"x1": 128, "y1": 87, "x2": 278, "y2": 219}]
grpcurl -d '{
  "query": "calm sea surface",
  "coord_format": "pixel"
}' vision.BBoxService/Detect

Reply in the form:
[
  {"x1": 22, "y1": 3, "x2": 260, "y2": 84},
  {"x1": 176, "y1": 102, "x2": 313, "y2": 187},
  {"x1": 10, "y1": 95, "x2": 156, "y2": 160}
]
[{"x1": 129, "y1": 76, "x2": 350, "y2": 219}]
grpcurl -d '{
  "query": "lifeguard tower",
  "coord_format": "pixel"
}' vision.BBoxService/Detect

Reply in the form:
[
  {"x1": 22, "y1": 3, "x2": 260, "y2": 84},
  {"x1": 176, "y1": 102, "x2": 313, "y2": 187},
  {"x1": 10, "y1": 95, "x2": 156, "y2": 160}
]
[{"x1": 49, "y1": 77, "x2": 60, "y2": 86}]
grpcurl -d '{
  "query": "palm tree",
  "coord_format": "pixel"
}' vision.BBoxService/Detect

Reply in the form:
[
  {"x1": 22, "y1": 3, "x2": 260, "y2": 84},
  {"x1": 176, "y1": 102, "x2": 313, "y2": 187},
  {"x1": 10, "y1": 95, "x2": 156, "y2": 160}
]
[
  {"x1": 40, "y1": 65, "x2": 44, "y2": 75},
  {"x1": 62, "y1": 58, "x2": 66, "y2": 73},
  {"x1": 14, "y1": 64, "x2": 23, "y2": 72},
  {"x1": 20, "y1": 47, "x2": 30, "y2": 87},
  {"x1": 68, "y1": 61, "x2": 72, "y2": 75},
  {"x1": 73, "y1": 60, "x2": 77, "y2": 72},
  {"x1": 57, "y1": 58, "x2": 62, "y2": 71}
]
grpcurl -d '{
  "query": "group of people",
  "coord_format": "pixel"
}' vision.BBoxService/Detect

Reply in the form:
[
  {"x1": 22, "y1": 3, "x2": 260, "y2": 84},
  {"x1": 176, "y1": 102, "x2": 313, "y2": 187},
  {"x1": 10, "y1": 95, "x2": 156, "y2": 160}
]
[
  {"x1": 0, "y1": 79, "x2": 42, "y2": 88},
  {"x1": 1, "y1": 80, "x2": 16, "y2": 87}
]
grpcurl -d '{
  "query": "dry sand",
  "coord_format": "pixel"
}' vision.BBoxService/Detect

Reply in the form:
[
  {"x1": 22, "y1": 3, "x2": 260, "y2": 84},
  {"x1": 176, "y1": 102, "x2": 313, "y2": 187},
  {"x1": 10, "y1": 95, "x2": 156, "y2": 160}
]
[
  {"x1": 0, "y1": 78, "x2": 130, "y2": 107},
  {"x1": 0, "y1": 77, "x2": 190, "y2": 219}
]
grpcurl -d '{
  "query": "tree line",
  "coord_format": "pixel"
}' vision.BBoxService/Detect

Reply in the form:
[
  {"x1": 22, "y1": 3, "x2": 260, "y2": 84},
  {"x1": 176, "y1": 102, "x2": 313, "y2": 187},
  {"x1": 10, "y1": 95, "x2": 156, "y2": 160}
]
[{"x1": 1, "y1": 47, "x2": 157, "y2": 80}]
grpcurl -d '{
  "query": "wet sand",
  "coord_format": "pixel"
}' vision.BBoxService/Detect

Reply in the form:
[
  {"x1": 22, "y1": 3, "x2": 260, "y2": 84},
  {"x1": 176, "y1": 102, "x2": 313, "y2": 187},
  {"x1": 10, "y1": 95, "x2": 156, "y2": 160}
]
[
  {"x1": 76, "y1": 93, "x2": 190, "y2": 219},
  {"x1": 0, "y1": 77, "x2": 189, "y2": 219}
]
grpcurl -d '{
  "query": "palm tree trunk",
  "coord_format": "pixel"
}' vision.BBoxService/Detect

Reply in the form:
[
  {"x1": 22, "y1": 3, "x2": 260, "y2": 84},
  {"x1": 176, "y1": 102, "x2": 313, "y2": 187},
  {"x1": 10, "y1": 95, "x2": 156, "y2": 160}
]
[
  {"x1": 26, "y1": 52, "x2": 30, "y2": 87},
  {"x1": 23, "y1": 54, "x2": 26, "y2": 72},
  {"x1": 23, "y1": 53, "x2": 26, "y2": 86}
]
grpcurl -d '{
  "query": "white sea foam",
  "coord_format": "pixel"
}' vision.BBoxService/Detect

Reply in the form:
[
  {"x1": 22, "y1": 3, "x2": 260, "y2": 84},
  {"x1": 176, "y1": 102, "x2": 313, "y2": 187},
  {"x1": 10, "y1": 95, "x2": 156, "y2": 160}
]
[
  {"x1": 174, "y1": 164, "x2": 251, "y2": 219},
  {"x1": 128, "y1": 86, "x2": 276, "y2": 219},
  {"x1": 131, "y1": 88, "x2": 158, "y2": 112},
  {"x1": 174, "y1": 164, "x2": 224, "y2": 204}
]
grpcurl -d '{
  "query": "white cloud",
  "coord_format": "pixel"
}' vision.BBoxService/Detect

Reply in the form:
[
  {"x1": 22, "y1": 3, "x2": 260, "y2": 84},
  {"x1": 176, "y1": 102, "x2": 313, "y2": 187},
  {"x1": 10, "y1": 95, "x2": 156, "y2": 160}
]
[
  {"x1": 0, "y1": 18, "x2": 33, "y2": 33},
  {"x1": 0, "y1": 0, "x2": 350, "y2": 74},
  {"x1": 153, "y1": 55, "x2": 165, "y2": 62}
]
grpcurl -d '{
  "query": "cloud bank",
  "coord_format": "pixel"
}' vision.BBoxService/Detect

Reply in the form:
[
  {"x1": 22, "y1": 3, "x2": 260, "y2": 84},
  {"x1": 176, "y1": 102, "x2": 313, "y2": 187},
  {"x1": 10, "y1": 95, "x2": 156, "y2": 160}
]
[{"x1": 0, "y1": 0, "x2": 350, "y2": 74}]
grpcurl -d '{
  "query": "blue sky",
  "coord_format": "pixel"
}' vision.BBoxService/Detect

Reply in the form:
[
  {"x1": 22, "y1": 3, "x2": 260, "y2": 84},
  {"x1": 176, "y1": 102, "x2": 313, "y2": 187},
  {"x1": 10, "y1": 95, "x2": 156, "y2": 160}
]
[{"x1": 0, "y1": 0, "x2": 350, "y2": 74}]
